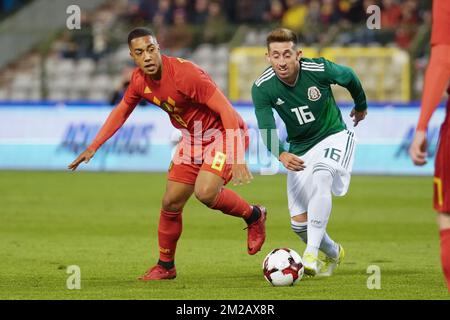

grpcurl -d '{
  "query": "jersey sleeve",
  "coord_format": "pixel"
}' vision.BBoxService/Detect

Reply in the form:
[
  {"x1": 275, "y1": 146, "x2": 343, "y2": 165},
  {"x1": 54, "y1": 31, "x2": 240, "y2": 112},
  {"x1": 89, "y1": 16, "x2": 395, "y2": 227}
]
[
  {"x1": 251, "y1": 84, "x2": 286, "y2": 158},
  {"x1": 87, "y1": 69, "x2": 141, "y2": 152},
  {"x1": 417, "y1": 82, "x2": 450, "y2": 131},
  {"x1": 322, "y1": 58, "x2": 368, "y2": 112},
  {"x1": 87, "y1": 99, "x2": 137, "y2": 152},
  {"x1": 174, "y1": 60, "x2": 217, "y2": 104},
  {"x1": 122, "y1": 69, "x2": 142, "y2": 108}
]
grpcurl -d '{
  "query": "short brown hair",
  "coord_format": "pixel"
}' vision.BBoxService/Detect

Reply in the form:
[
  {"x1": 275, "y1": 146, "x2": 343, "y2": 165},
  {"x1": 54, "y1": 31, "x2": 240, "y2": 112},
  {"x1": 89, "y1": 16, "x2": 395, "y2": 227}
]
[{"x1": 266, "y1": 28, "x2": 298, "y2": 50}]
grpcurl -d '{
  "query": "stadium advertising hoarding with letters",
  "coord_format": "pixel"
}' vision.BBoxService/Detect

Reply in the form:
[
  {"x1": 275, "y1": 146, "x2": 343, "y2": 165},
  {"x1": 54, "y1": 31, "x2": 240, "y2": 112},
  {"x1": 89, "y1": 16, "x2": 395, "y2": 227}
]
[{"x1": 0, "y1": 103, "x2": 444, "y2": 175}]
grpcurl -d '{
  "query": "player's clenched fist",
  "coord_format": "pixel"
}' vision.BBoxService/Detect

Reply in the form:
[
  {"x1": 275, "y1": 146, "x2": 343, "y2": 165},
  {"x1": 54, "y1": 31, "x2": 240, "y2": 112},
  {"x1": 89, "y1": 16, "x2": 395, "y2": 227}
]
[
  {"x1": 279, "y1": 152, "x2": 306, "y2": 171},
  {"x1": 68, "y1": 149, "x2": 95, "y2": 171},
  {"x1": 350, "y1": 108, "x2": 367, "y2": 127},
  {"x1": 409, "y1": 130, "x2": 428, "y2": 166}
]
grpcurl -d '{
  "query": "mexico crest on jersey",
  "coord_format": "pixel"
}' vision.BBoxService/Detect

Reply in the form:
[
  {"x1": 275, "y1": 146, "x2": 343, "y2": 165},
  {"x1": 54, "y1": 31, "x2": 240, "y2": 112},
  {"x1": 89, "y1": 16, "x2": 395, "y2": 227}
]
[{"x1": 307, "y1": 86, "x2": 321, "y2": 101}]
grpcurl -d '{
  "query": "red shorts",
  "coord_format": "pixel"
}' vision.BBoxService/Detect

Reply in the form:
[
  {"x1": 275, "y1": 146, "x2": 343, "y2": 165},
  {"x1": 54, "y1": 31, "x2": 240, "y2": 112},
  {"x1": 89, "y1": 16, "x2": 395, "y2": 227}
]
[
  {"x1": 168, "y1": 129, "x2": 249, "y2": 185},
  {"x1": 434, "y1": 113, "x2": 450, "y2": 213}
]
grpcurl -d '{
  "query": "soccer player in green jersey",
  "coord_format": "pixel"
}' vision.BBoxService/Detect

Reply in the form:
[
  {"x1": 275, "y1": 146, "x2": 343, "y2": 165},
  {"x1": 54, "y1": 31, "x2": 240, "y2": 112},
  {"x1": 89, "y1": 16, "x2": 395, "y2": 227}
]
[{"x1": 252, "y1": 28, "x2": 368, "y2": 276}]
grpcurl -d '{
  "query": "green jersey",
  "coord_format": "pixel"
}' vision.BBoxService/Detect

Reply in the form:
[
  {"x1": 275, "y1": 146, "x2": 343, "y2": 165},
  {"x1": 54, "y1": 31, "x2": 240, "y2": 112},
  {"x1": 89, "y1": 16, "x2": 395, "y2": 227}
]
[{"x1": 251, "y1": 57, "x2": 367, "y2": 157}]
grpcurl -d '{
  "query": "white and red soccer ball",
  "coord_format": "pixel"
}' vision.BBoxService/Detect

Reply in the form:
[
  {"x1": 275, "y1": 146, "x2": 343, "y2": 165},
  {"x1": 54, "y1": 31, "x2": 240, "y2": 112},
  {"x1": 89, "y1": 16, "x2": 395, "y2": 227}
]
[{"x1": 262, "y1": 248, "x2": 304, "y2": 286}]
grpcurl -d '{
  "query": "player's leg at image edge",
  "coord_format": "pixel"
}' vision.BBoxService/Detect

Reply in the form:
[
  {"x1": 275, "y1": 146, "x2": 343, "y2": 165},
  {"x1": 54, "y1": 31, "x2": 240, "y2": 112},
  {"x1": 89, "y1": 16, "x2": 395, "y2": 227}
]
[
  {"x1": 434, "y1": 117, "x2": 450, "y2": 292},
  {"x1": 439, "y1": 213, "x2": 450, "y2": 292}
]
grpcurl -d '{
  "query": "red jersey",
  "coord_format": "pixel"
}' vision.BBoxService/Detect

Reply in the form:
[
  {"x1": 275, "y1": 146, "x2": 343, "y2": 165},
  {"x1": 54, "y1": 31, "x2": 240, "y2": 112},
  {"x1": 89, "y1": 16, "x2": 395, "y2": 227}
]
[
  {"x1": 431, "y1": 0, "x2": 450, "y2": 46},
  {"x1": 88, "y1": 55, "x2": 247, "y2": 153},
  {"x1": 123, "y1": 55, "x2": 246, "y2": 139}
]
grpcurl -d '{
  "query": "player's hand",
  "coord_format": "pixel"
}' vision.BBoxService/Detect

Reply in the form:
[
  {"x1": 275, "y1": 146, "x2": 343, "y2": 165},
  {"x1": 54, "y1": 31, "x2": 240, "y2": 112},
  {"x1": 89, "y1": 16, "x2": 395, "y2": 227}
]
[
  {"x1": 68, "y1": 149, "x2": 95, "y2": 171},
  {"x1": 350, "y1": 108, "x2": 367, "y2": 127},
  {"x1": 279, "y1": 152, "x2": 306, "y2": 171},
  {"x1": 409, "y1": 130, "x2": 428, "y2": 166},
  {"x1": 231, "y1": 163, "x2": 253, "y2": 186}
]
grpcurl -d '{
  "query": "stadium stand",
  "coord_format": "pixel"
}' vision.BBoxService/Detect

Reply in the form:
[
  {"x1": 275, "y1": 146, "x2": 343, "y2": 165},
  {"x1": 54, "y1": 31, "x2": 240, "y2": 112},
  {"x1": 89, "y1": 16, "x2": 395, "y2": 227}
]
[{"x1": 0, "y1": 0, "x2": 434, "y2": 102}]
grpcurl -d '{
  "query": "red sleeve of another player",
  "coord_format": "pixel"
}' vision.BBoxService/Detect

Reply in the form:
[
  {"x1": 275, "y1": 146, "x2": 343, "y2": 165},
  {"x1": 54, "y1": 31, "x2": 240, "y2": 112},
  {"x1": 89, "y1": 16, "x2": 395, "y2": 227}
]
[
  {"x1": 174, "y1": 60, "x2": 217, "y2": 104},
  {"x1": 417, "y1": 57, "x2": 450, "y2": 131}
]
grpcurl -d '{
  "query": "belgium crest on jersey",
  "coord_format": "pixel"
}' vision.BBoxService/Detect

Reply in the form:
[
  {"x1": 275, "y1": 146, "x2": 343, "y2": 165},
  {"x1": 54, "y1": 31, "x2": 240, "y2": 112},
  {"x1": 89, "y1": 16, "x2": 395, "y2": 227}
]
[{"x1": 307, "y1": 86, "x2": 321, "y2": 101}]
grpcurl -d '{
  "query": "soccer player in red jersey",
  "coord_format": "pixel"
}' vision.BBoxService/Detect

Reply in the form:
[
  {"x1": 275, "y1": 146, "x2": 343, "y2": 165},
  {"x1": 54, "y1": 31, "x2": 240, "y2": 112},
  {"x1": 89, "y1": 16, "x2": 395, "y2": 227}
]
[
  {"x1": 68, "y1": 28, "x2": 267, "y2": 280},
  {"x1": 409, "y1": 0, "x2": 450, "y2": 292}
]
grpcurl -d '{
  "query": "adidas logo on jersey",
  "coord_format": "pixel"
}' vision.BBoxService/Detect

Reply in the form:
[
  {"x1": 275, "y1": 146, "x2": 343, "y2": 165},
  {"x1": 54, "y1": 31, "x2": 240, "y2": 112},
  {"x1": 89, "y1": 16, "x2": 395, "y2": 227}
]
[{"x1": 276, "y1": 98, "x2": 285, "y2": 105}]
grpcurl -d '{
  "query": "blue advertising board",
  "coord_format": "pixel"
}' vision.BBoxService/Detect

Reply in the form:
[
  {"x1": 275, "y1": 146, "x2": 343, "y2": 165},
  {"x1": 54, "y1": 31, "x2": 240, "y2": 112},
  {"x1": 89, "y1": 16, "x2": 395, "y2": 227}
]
[{"x1": 0, "y1": 102, "x2": 445, "y2": 175}]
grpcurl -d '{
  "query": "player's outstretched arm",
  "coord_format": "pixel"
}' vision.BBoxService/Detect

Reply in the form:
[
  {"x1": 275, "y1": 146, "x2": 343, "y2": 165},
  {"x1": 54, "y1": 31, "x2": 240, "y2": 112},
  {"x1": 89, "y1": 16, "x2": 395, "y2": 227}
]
[{"x1": 67, "y1": 99, "x2": 136, "y2": 171}]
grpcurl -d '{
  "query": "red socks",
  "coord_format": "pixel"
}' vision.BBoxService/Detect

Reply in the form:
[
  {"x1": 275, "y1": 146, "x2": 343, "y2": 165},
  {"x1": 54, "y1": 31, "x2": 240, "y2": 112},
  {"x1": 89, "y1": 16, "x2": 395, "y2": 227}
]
[
  {"x1": 440, "y1": 228, "x2": 450, "y2": 292},
  {"x1": 158, "y1": 209, "x2": 182, "y2": 263},
  {"x1": 211, "y1": 188, "x2": 252, "y2": 219},
  {"x1": 157, "y1": 190, "x2": 252, "y2": 264}
]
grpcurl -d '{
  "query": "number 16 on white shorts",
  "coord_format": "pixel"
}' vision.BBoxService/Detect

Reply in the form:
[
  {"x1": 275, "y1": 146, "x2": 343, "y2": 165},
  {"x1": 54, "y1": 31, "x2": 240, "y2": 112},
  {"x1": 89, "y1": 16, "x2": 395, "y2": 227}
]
[{"x1": 287, "y1": 129, "x2": 356, "y2": 216}]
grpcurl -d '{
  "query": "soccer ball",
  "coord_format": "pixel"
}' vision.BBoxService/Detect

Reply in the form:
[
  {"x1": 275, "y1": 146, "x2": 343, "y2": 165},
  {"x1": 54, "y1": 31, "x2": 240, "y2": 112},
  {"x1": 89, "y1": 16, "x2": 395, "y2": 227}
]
[{"x1": 262, "y1": 248, "x2": 304, "y2": 286}]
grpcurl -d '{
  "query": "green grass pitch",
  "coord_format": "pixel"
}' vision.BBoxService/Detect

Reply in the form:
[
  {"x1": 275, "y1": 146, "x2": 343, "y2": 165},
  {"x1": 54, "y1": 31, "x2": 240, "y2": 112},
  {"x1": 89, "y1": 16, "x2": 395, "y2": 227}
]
[{"x1": 0, "y1": 171, "x2": 448, "y2": 299}]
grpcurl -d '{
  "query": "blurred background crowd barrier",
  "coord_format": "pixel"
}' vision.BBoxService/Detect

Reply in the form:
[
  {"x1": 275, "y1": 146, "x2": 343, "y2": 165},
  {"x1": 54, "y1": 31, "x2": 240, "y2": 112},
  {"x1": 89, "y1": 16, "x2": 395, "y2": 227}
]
[{"x1": 0, "y1": 0, "x2": 434, "y2": 102}]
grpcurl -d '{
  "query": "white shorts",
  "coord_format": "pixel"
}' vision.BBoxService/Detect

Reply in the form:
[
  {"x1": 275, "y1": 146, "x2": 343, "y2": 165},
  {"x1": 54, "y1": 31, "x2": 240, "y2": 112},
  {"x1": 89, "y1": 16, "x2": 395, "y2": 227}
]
[{"x1": 287, "y1": 129, "x2": 356, "y2": 217}]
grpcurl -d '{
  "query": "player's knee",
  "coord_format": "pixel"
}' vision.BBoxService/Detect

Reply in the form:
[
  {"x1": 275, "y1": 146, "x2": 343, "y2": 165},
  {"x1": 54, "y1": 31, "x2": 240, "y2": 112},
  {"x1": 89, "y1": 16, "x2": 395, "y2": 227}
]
[
  {"x1": 161, "y1": 196, "x2": 185, "y2": 212},
  {"x1": 194, "y1": 186, "x2": 219, "y2": 207},
  {"x1": 291, "y1": 215, "x2": 308, "y2": 243},
  {"x1": 292, "y1": 213, "x2": 307, "y2": 223}
]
